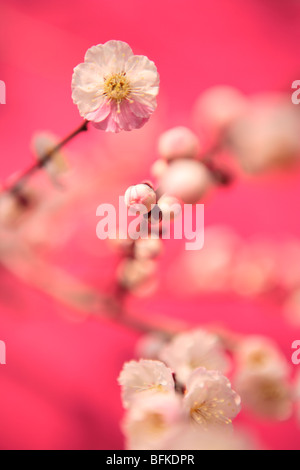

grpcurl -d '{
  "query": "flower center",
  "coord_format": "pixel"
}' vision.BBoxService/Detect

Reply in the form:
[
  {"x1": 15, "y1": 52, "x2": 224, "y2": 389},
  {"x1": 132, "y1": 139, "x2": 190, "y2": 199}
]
[
  {"x1": 190, "y1": 400, "x2": 232, "y2": 427},
  {"x1": 103, "y1": 72, "x2": 130, "y2": 103}
]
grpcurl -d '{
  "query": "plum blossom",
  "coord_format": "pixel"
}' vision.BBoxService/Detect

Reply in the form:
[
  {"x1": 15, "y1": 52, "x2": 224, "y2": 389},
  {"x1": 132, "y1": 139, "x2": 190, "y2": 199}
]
[
  {"x1": 227, "y1": 93, "x2": 300, "y2": 174},
  {"x1": 235, "y1": 370, "x2": 292, "y2": 421},
  {"x1": 159, "y1": 329, "x2": 229, "y2": 384},
  {"x1": 117, "y1": 258, "x2": 157, "y2": 294},
  {"x1": 72, "y1": 40, "x2": 159, "y2": 132},
  {"x1": 183, "y1": 368, "x2": 241, "y2": 429},
  {"x1": 135, "y1": 333, "x2": 169, "y2": 361},
  {"x1": 234, "y1": 336, "x2": 290, "y2": 378},
  {"x1": 233, "y1": 336, "x2": 292, "y2": 420},
  {"x1": 118, "y1": 359, "x2": 175, "y2": 408},
  {"x1": 163, "y1": 425, "x2": 255, "y2": 450},
  {"x1": 122, "y1": 393, "x2": 184, "y2": 450}
]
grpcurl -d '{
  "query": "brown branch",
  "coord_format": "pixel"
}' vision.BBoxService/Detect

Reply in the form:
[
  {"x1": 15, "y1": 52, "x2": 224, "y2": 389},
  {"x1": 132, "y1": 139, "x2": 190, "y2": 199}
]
[{"x1": 2, "y1": 119, "x2": 89, "y2": 195}]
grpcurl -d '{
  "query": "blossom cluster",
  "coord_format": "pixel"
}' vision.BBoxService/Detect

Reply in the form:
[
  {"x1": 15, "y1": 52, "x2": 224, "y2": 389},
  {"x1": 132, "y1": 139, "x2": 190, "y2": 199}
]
[
  {"x1": 118, "y1": 329, "x2": 242, "y2": 449},
  {"x1": 118, "y1": 326, "x2": 300, "y2": 448}
]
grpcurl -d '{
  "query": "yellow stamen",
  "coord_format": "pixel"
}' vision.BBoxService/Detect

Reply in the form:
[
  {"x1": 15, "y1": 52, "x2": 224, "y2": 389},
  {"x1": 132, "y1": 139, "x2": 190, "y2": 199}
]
[{"x1": 103, "y1": 72, "x2": 131, "y2": 104}]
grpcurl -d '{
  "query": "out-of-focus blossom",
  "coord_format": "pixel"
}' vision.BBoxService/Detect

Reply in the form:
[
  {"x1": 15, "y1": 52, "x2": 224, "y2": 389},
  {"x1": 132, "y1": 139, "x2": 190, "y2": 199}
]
[
  {"x1": 122, "y1": 393, "x2": 183, "y2": 450},
  {"x1": 159, "y1": 160, "x2": 213, "y2": 204},
  {"x1": 175, "y1": 226, "x2": 239, "y2": 294},
  {"x1": 227, "y1": 93, "x2": 300, "y2": 174},
  {"x1": 31, "y1": 132, "x2": 68, "y2": 186},
  {"x1": 124, "y1": 183, "x2": 157, "y2": 214},
  {"x1": 230, "y1": 240, "x2": 277, "y2": 297},
  {"x1": 72, "y1": 40, "x2": 159, "y2": 132},
  {"x1": 159, "y1": 329, "x2": 229, "y2": 384},
  {"x1": 163, "y1": 425, "x2": 255, "y2": 450},
  {"x1": 134, "y1": 238, "x2": 162, "y2": 260},
  {"x1": 194, "y1": 85, "x2": 248, "y2": 140},
  {"x1": 183, "y1": 368, "x2": 241, "y2": 429},
  {"x1": 118, "y1": 359, "x2": 175, "y2": 408},
  {"x1": 164, "y1": 424, "x2": 255, "y2": 450},
  {"x1": 157, "y1": 195, "x2": 182, "y2": 221},
  {"x1": 117, "y1": 258, "x2": 157, "y2": 294},
  {"x1": 235, "y1": 370, "x2": 292, "y2": 420},
  {"x1": 135, "y1": 333, "x2": 169, "y2": 361},
  {"x1": 108, "y1": 231, "x2": 135, "y2": 256},
  {"x1": 234, "y1": 336, "x2": 290, "y2": 377},
  {"x1": 158, "y1": 126, "x2": 200, "y2": 161}
]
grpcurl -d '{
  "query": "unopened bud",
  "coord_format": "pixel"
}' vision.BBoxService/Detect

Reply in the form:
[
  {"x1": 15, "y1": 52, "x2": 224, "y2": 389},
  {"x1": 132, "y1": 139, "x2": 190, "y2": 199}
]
[
  {"x1": 157, "y1": 195, "x2": 182, "y2": 220},
  {"x1": 124, "y1": 184, "x2": 157, "y2": 214},
  {"x1": 158, "y1": 126, "x2": 200, "y2": 161},
  {"x1": 159, "y1": 160, "x2": 213, "y2": 204},
  {"x1": 194, "y1": 85, "x2": 248, "y2": 134}
]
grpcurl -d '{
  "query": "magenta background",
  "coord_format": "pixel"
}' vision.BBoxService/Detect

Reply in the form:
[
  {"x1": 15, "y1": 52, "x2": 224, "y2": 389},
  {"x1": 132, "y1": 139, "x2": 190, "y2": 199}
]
[{"x1": 0, "y1": 0, "x2": 300, "y2": 449}]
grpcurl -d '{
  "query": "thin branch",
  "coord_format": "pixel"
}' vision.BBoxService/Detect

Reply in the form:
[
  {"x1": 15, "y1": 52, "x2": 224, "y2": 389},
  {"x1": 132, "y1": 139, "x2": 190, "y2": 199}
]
[{"x1": 2, "y1": 119, "x2": 89, "y2": 195}]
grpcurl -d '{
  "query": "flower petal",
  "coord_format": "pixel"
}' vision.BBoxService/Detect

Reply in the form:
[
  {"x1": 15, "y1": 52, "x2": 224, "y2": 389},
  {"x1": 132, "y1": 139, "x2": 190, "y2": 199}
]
[
  {"x1": 85, "y1": 99, "x2": 111, "y2": 123},
  {"x1": 85, "y1": 41, "x2": 133, "y2": 74}
]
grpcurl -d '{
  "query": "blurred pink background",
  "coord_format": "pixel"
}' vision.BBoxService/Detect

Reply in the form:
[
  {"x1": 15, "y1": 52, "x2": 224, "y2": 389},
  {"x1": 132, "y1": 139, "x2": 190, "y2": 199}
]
[{"x1": 0, "y1": 0, "x2": 300, "y2": 449}]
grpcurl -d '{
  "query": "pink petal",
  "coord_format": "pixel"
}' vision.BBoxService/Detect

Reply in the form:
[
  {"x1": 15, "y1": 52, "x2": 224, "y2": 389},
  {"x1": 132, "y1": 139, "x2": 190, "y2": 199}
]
[{"x1": 85, "y1": 100, "x2": 111, "y2": 123}]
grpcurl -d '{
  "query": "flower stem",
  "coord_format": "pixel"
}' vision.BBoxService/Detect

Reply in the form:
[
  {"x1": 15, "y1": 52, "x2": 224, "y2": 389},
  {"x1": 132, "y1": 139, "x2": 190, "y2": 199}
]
[{"x1": 2, "y1": 119, "x2": 89, "y2": 195}]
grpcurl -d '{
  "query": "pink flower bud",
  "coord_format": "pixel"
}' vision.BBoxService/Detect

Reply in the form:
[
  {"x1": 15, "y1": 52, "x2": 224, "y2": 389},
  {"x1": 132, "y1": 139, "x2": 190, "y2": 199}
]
[
  {"x1": 157, "y1": 195, "x2": 182, "y2": 220},
  {"x1": 194, "y1": 86, "x2": 248, "y2": 135},
  {"x1": 159, "y1": 160, "x2": 213, "y2": 204},
  {"x1": 158, "y1": 126, "x2": 200, "y2": 161},
  {"x1": 124, "y1": 184, "x2": 157, "y2": 214}
]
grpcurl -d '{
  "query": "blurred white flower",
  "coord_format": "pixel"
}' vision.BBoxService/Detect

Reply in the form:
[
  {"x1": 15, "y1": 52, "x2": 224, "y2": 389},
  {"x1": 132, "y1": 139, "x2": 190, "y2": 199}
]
[
  {"x1": 122, "y1": 392, "x2": 184, "y2": 450},
  {"x1": 183, "y1": 368, "x2": 241, "y2": 429},
  {"x1": 227, "y1": 93, "x2": 300, "y2": 173},
  {"x1": 159, "y1": 329, "x2": 229, "y2": 384},
  {"x1": 234, "y1": 336, "x2": 290, "y2": 377},
  {"x1": 117, "y1": 258, "x2": 157, "y2": 295},
  {"x1": 230, "y1": 240, "x2": 277, "y2": 297},
  {"x1": 163, "y1": 424, "x2": 255, "y2": 450},
  {"x1": 135, "y1": 333, "x2": 169, "y2": 361},
  {"x1": 118, "y1": 359, "x2": 175, "y2": 408},
  {"x1": 72, "y1": 40, "x2": 159, "y2": 132},
  {"x1": 235, "y1": 370, "x2": 292, "y2": 421}
]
